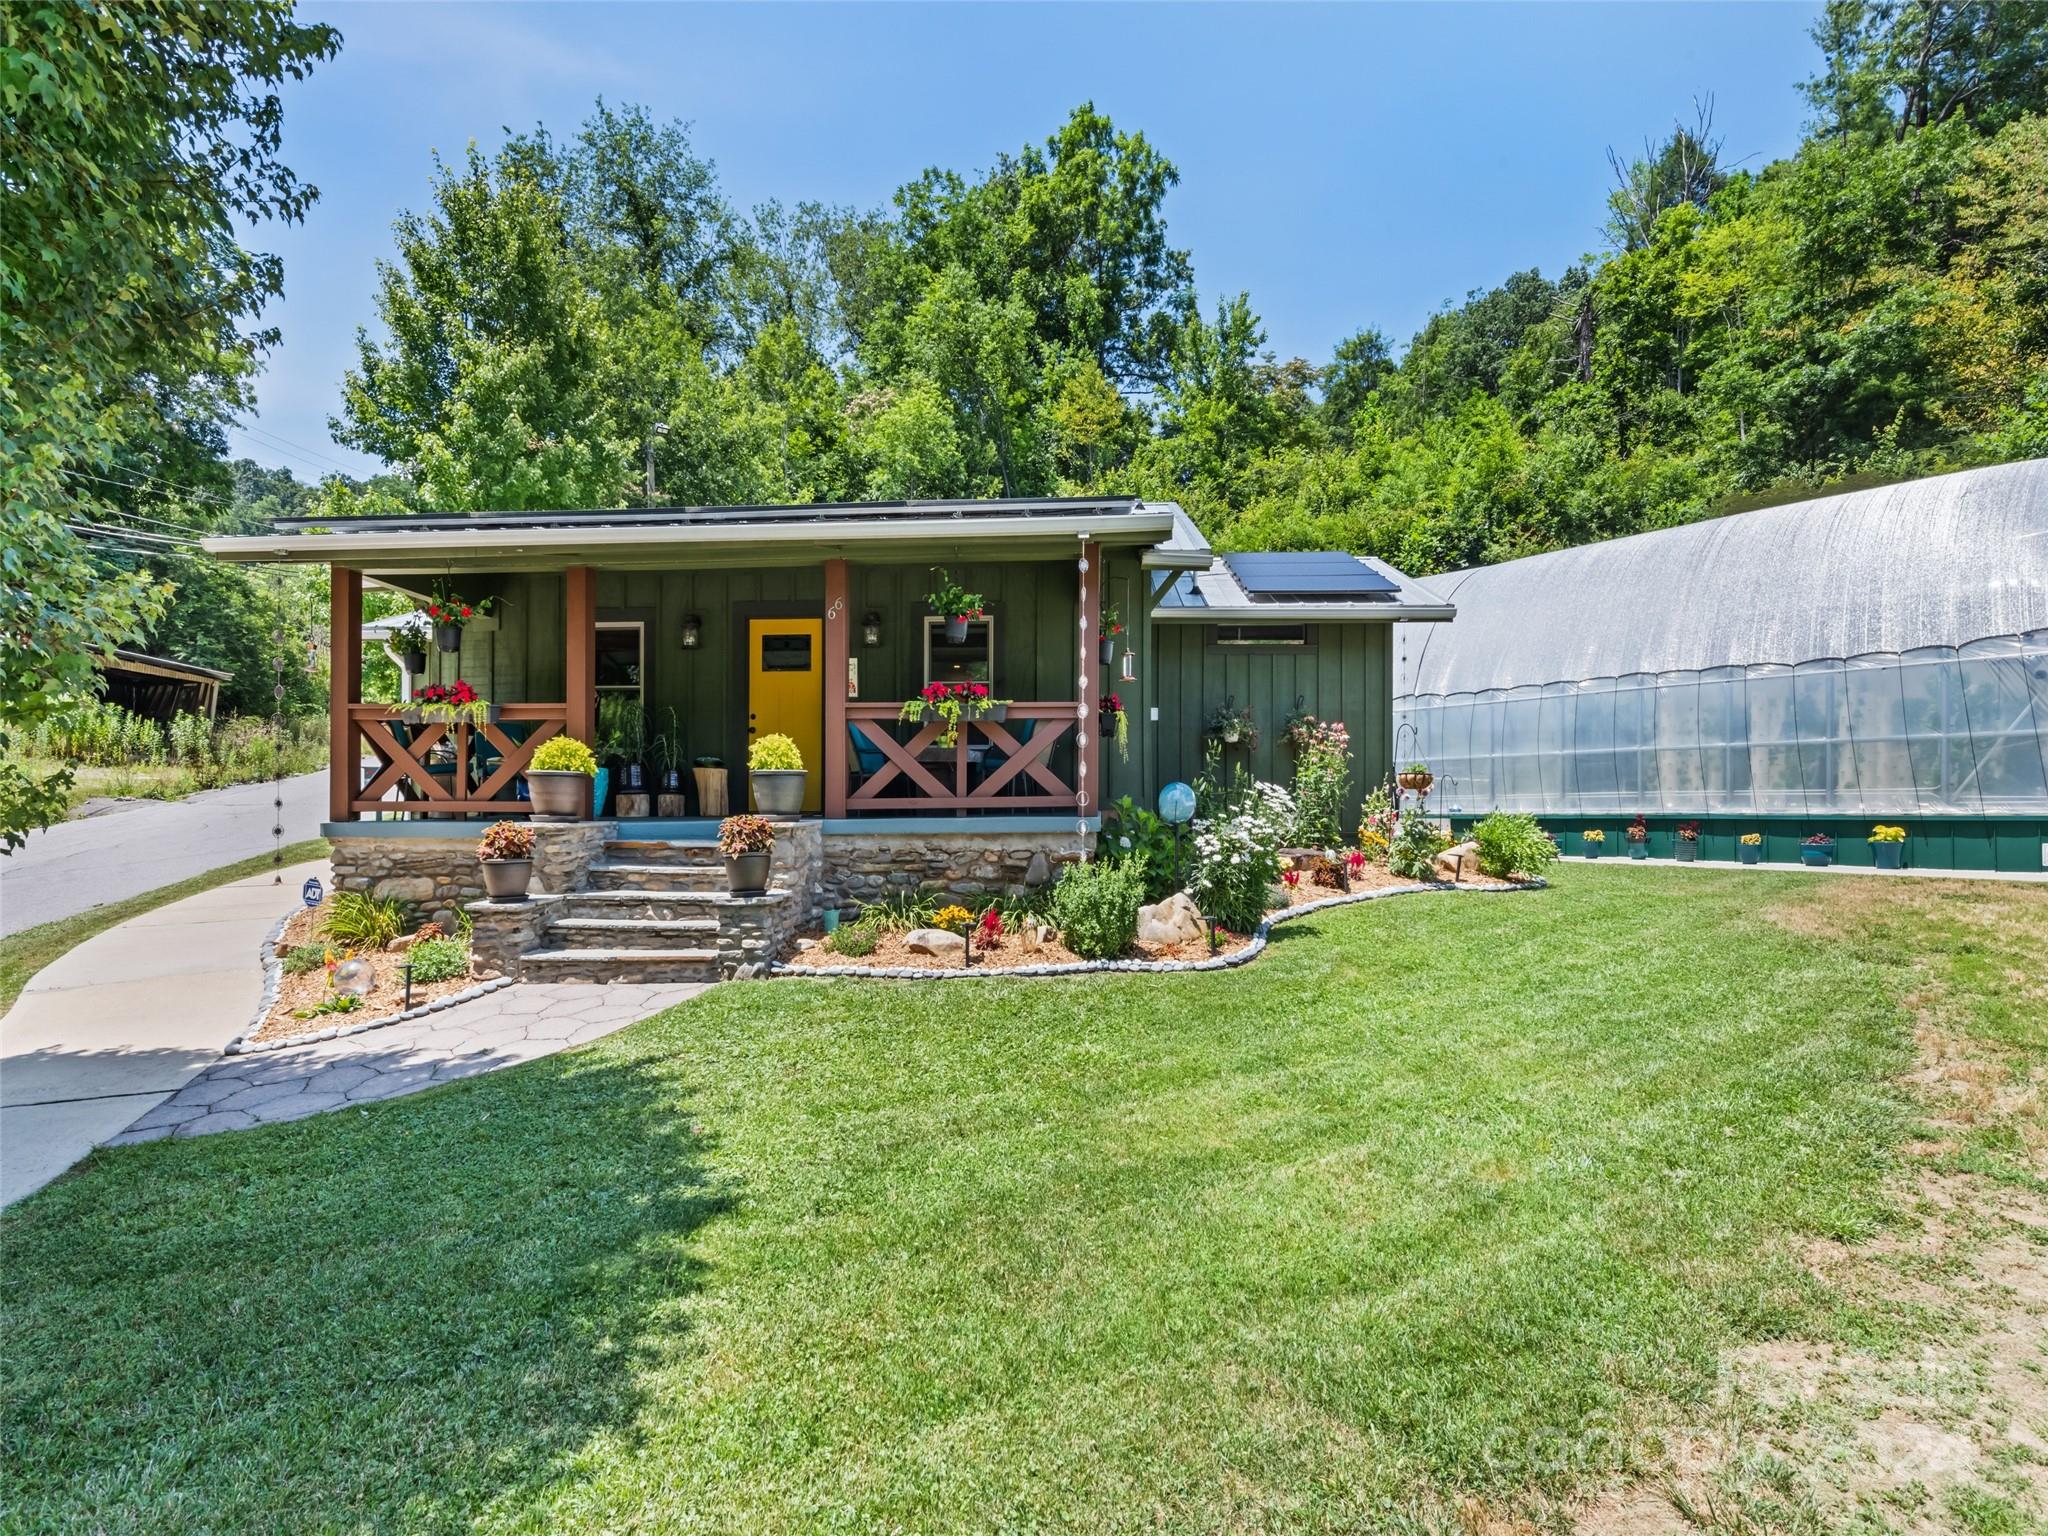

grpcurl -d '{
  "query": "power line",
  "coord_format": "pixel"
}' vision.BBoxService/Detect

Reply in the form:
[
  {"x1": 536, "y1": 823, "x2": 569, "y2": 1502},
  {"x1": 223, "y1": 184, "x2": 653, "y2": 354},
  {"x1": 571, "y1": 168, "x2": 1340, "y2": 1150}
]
[
  {"x1": 64, "y1": 467, "x2": 230, "y2": 509},
  {"x1": 83, "y1": 460, "x2": 234, "y2": 506},
  {"x1": 235, "y1": 423, "x2": 359, "y2": 475},
  {"x1": 68, "y1": 521, "x2": 204, "y2": 549}
]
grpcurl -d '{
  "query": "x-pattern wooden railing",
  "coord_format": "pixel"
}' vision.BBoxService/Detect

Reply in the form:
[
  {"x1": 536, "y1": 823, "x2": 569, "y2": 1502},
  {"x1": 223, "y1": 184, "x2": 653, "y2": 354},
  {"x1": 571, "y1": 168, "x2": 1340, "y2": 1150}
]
[
  {"x1": 347, "y1": 703, "x2": 566, "y2": 815},
  {"x1": 847, "y1": 701, "x2": 1079, "y2": 813}
]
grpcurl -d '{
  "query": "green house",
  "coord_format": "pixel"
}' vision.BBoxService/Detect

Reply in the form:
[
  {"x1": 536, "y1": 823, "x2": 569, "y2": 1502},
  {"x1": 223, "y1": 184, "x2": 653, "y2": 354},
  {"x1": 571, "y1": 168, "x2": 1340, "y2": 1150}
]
[{"x1": 208, "y1": 498, "x2": 1451, "y2": 974}]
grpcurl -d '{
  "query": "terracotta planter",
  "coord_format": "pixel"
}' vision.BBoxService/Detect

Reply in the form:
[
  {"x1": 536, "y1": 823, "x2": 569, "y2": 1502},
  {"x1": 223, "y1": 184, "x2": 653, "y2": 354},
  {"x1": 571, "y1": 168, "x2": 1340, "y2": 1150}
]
[
  {"x1": 479, "y1": 858, "x2": 532, "y2": 901},
  {"x1": 726, "y1": 851, "x2": 771, "y2": 895},
  {"x1": 942, "y1": 614, "x2": 970, "y2": 643},
  {"x1": 526, "y1": 769, "x2": 588, "y2": 821},
  {"x1": 434, "y1": 621, "x2": 463, "y2": 653},
  {"x1": 751, "y1": 769, "x2": 806, "y2": 817}
]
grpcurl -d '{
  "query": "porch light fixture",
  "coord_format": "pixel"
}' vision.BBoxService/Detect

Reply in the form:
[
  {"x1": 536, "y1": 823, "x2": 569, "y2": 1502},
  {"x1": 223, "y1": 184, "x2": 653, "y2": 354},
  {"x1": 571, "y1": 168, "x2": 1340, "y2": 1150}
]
[
  {"x1": 680, "y1": 614, "x2": 703, "y2": 650},
  {"x1": 861, "y1": 610, "x2": 883, "y2": 647}
]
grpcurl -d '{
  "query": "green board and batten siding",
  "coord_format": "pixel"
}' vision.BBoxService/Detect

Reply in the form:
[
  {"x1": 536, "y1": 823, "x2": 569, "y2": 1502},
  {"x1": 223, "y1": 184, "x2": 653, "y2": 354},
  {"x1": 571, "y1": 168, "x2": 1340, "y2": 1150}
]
[
  {"x1": 1150, "y1": 620, "x2": 1393, "y2": 835},
  {"x1": 406, "y1": 557, "x2": 1398, "y2": 829}
]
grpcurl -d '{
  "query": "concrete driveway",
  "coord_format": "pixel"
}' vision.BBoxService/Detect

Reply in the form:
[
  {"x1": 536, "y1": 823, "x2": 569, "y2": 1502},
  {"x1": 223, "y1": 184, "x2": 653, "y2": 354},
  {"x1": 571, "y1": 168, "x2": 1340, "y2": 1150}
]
[
  {"x1": 0, "y1": 770, "x2": 326, "y2": 936},
  {"x1": 0, "y1": 861, "x2": 323, "y2": 1205}
]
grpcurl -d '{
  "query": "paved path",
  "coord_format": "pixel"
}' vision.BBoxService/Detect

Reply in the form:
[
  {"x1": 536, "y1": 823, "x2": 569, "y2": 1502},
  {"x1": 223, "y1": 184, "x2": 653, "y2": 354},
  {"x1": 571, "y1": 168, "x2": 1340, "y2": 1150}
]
[
  {"x1": 1, "y1": 860, "x2": 326, "y2": 1205},
  {"x1": 108, "y1": 982, "x2": 703, "y2": 1145},
  {"x1": 0, "y1": 770, "x2": 327, "y2": 935}
]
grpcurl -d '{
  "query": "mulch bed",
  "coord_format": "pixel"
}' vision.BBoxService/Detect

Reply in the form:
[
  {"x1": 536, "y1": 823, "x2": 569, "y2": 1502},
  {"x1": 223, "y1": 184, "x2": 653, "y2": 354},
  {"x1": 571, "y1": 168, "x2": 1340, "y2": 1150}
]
[
  {"x1": 783, "y1": 860, "x2": 1529, "y2": 975},
  {"x1": 248, "y1": 903, "x2": 477, "y2": 1047}
]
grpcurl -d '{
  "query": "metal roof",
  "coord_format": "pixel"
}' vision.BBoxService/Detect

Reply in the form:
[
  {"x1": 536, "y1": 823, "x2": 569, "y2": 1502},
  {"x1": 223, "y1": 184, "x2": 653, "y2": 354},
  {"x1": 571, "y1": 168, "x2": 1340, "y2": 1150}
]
[
  {"x1": 105, "y1": 648, "x2": 233, "y2": 682},
  {"x1": 1153, "y1": 555, "x2": 1453, "y2": 622},
  {"x1": 1398, "y1": 458, "x2": 2048, "y2": 698}
]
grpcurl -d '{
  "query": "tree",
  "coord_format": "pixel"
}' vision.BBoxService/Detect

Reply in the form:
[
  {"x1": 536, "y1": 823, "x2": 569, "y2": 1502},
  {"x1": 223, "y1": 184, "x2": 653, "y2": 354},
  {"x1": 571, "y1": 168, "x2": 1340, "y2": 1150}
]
[
  {"x1": 1320, "y1": 329, "x2": 1394, "y2": 440},
  {"x1": 1806, "y1": 0, "x2": 2048, "y2": 143},
  {"x1": 0, "y1": 0, "x2": 335, "y2": 847},
  {"x1": 1605, "y1": 99, "x2": 1728, "y2": 251}
]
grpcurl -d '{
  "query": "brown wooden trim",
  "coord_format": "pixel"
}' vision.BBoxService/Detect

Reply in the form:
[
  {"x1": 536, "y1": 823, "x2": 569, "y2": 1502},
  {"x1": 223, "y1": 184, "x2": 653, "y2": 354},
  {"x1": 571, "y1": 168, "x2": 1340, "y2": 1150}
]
[
  {"x1": 344, "y1": 703, "x2": 568, "y2": 815},
  {"x1": 844, "y1": 702, "x2": 1080, "y2": 812},
  {"x1": 565, "y1": 566, "x2": 596, "y2": 817},
  {"x1": 329, "y1": 567, "x2": 362, "y2": 821},
  {"x1": 1079, "y1": 541, "x2": 1102, "y2": 818},
  {"x1": 823, "y1": 559, "x2": 850, "y2": 818}
]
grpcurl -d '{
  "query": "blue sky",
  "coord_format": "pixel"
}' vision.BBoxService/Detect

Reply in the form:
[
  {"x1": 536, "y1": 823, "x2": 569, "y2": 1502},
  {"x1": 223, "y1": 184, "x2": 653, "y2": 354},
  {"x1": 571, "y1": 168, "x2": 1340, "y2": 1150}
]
[{"x1": 230, "y1": 0, "x2": 1825, "y2": 481}]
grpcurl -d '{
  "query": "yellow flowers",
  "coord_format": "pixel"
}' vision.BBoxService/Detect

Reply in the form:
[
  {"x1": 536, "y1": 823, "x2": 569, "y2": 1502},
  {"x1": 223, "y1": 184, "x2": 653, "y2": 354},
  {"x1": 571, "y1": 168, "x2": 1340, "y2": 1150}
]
[
  {"x1": 932, "y1": 904, "x2": 974, "y2": 933},
  {"x1": 1581, "y1": 829, "x2": 1606, "y2": 843},
  {"x1": 1739, "y1": 832, "x2": 1763, "y2": 845},
  {"x1": 1869, "y1": 824, "x2": 1906, "y2": 843}
]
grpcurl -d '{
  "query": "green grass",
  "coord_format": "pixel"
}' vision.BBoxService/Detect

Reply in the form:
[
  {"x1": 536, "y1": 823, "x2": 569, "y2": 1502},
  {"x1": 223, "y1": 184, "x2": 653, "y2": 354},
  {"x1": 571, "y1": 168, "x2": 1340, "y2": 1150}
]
[
  {"x1": 0, "y1": 839, "x2": 329, "y2": 1017},
  {"x1": 3, "y1": 866, "x2": 2040, "y2": 1533}
]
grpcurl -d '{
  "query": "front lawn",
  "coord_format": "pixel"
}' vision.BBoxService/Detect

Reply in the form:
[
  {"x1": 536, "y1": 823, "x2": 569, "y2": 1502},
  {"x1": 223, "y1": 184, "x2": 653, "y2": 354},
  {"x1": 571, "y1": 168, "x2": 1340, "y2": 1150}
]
[{"x1": 5, "y1": 868, "x2": 2040, "y2": 1532}]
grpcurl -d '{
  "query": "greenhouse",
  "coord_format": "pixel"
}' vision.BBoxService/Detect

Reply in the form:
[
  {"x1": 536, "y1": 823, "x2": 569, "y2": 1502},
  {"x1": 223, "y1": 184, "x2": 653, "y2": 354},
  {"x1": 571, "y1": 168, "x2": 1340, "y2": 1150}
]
[{"x1": 1394, "y1": 459, "x2": 2048, "y2": 872}]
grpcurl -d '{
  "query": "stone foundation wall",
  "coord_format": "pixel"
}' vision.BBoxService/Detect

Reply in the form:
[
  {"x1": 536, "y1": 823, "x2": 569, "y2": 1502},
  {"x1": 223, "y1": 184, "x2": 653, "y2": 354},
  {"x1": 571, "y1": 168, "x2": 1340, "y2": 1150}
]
[
  {"x1": 467, "y1": 896, "x2": 555, "y2": 979},
  {"x1": 819, "y1": 828, "x2": 1089, "y2": 913},
  {"x1": 331, "y1": 820, "x2": 614, "y2": 934}
]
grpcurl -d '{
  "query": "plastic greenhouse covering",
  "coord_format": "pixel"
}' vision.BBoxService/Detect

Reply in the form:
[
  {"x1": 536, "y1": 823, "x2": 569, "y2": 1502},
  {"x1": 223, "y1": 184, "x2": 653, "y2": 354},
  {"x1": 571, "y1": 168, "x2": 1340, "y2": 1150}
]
[{"x1": 1395, "y1": 629, "x2": 2048, "y2": 818}]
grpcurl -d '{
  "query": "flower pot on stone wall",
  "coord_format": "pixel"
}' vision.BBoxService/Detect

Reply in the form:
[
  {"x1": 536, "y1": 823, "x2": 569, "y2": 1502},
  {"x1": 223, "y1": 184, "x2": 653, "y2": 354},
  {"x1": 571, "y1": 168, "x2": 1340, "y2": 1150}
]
[
  {"x1": 751, "y1": 769, "x2": 806, "y2": 816},
  {"x1": 725, "y1": 852, "x2": 771, "y2": 895},
  {"x1": 526, "y1": 769, "x2": 589, "y2": 821},
  {"x1": 479, "y1": 858, "x2": 533, "y2": 901}
]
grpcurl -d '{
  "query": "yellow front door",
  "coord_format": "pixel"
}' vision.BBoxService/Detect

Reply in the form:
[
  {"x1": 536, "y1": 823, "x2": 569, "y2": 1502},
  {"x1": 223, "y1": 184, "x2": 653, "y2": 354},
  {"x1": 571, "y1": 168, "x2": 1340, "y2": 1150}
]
[{"x1": 747, "y1": 617, "x2": 824, "y2": 812}]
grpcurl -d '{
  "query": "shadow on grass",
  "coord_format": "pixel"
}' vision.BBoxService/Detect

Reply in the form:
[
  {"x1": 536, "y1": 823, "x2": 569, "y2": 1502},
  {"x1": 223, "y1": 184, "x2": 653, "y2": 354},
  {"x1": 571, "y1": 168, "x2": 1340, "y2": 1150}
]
[{"x1": 0, "y1": 1043, "x2": 731, "y2": 1533}]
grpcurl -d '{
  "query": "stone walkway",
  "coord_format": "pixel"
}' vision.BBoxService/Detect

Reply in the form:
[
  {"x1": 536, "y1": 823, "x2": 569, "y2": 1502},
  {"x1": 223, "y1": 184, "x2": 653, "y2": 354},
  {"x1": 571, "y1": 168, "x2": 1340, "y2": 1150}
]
[{"x1": 107, "y1": 982, "x2": 705, "y2": 1144}]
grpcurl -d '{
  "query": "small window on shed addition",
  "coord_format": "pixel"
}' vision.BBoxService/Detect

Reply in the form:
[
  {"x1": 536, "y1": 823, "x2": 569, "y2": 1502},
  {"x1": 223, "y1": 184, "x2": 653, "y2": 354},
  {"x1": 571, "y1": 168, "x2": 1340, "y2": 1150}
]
[{"x1": 1212, "y1": 623, "x2": 1308, "y2": 647}]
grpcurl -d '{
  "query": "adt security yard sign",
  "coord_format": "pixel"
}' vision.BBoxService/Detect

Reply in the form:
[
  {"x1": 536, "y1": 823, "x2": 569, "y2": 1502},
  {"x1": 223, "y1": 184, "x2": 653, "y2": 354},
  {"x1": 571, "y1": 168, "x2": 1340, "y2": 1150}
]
[{"x1": 301, "y1": 877, "x2": 324, "y2": 909}]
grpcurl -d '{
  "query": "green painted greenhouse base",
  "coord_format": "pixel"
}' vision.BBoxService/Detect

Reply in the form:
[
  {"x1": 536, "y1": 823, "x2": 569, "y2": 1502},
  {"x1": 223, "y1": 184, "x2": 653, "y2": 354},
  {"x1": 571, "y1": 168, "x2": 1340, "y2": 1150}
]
[{"x1": 1447, "y1": 813, "x2": 2048, "y2": 874}]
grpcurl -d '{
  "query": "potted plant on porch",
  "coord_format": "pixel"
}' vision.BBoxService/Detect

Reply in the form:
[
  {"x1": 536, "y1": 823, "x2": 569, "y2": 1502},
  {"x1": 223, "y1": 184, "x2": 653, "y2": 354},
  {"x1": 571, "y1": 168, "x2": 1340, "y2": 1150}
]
[
  {"x1": 1207, "y1": 698, "x2": 1257, "y2": 749},
  {"x1": 414, "y1": 679, "x2": 496, "y2": 726},
  {"x1": 1869, "y1": 823, "x2": 1906, "y2": 869},
  {"x1": 392, "y1": 611, "x2": 432, "y2": 677},
  {"x1": 1099, "y1": 602, "x2": 1125, "y2": 665},
  {"x1": 719, "y1": 813, "x2": 776, "y2": 895},
  {"x1": 476, "y1": 819, "x2": 535, "y2": 900},
  {"x1": 925, "y1": 568, "x2": 984, "y2": 643},
  {"x1": 1625, "y1": 814, "x2": 1649, "y2": 858},
  {"x1": 1739, "y1": 831, "x2": 1763, "y2": 864},
  {"x1": 600, "y1": 695, "x2": 648, "y2": 810},
  {"x1": 1675, "y1": 820, "x2": 1701, "y2": 861},
  {"x1": 425, "y1": 587, "x2": 493, "y2": 653},
  {"x1": 748, "y1": 733, "x2": 806, "y2": 815},
  {"x1": 1801, "y1": 832, "x2": 1835, "y2": 867},
  {"x1": 525, "y1": 735, "x2": 598, "y2": 821}
]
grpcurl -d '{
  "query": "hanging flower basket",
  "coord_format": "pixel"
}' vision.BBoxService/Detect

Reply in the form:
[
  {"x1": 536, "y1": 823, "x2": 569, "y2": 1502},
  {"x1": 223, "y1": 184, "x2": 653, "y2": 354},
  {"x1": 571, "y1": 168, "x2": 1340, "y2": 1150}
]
[
  {"x1": 925, "y1": 568, "x2": 984, "y2": 643},
  {"x1": 424, "y1": 588, "x2": 493, "y2": 652}
]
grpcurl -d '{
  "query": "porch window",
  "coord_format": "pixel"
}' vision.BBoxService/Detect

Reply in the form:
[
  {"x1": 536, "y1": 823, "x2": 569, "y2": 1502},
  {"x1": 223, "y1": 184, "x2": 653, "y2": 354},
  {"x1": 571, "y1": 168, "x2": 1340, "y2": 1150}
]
[
  {"x1": 923, "y1": 615, "x2": 996, "y2": 685},
  {"x1": 596, "y1": 621, "x2": 644, "y2": 702}
]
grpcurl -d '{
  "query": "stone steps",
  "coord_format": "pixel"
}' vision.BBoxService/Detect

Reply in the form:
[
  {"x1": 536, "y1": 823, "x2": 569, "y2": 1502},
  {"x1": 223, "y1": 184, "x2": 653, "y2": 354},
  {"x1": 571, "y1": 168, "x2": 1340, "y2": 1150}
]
[
  {"x1": 548, "y1": 915, "x2": 722, "y2": 951},
  {"x1": 555, "y1": 888, "x2": 782, "y2": 921},
  {"x1": 587, "y1": 860, "x2": 727, "y2": 892},
  {"x1": 519, "y1": 947, "x2": 723, "y2": 984},
  {"x1": 602, "y1": 838, "x2": 720, "y2": 869}
]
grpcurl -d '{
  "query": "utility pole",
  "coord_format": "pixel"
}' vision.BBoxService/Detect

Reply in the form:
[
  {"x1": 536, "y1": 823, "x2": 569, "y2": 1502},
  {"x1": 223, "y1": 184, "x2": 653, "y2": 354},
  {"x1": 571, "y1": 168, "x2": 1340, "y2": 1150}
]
[{"x1": 645, "y1": 420, "x2": 669, "y2": 504}]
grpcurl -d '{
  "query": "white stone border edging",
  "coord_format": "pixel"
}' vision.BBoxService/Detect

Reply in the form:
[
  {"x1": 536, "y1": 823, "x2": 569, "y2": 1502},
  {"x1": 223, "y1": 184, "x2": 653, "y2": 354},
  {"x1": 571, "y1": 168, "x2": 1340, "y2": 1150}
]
[
  {"x1": 770, "y1": 877, "x2": 1547, "y2": 981},
  {"x1": 227, "y1": 908, "x2": 514, "y2": 1055}
]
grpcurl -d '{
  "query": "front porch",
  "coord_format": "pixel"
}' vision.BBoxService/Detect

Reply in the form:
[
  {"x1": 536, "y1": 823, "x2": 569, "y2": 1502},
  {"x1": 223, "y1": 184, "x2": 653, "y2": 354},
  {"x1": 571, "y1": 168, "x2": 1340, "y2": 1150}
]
[{"x1": 327, "y1": 549, "x2": 1119, "y2": 827}]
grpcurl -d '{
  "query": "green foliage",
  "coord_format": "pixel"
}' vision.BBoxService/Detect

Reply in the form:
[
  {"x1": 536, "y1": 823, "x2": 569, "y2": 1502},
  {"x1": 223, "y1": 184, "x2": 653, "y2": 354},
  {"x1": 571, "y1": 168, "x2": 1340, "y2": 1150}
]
[
  {"x1": 747, "y1": 733, "x2": 804, "y2": 772},
  {"x1": 281, "y1": 943, "x2": 332, "y2": 976},
  {"x1": 294, "y1": 993, "x2": 362, "y2": 1020},
  {"x1": 530, "y1": 737, "x2": 598, "y2": 775},
  {"x1": 1046, "y1": 859, "x2": 1145, "y2": 960},
  {"x1": 405, "y1": 936, "x2": 470, "y2": 985},
  {"x1": 1189, "y1": 781, "x2": 1296, "y2": 934},
  {"x1": 858, "y1": 890, "x2": 939, "y2": 932},
  {"x1": 321, "y1": 893, "x2": 410, "y2": 951},
  {"x1": 1470, "y1": 813, "x2": 1561, "y2": 880},
  {"x1": 823, "y1": 914, "x2": 885, "y2": 957},
  {"x1": 1096, "y1": 795, "x2": 1180, "y2": 902},
  {"x1": 0, "y1": 1, "x2": 335, "y2": 848},
  {"x1": 1387, "y1": 816, "x2": 1453, "y2": 882},
  {"x1": 598, "y1": 695, "x2": 645, "y2": 761}
]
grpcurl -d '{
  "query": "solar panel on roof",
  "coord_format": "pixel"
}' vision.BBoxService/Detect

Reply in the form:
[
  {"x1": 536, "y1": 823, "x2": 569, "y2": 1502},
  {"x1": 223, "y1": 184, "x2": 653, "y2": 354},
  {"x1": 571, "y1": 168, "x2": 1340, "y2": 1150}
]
[{"x1": 1222, "y1": 552, "x2": 1398, "y2": 599}]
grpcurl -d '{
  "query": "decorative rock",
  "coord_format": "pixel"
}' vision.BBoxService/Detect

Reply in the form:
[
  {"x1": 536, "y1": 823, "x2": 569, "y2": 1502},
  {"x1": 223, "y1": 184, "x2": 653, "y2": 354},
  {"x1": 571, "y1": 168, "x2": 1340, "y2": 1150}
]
[
  {"x1": 796, "y1": 937, "x2": 818, "y2": 951},
  {"x1": 1433, "y1": 840, "x2": 1482, "y2": 883},
  {"x1": 1023, "y1": 851, "x2": 1052, "y2": 886},
  {"x1": 1136, "y1": 892, "x2": 1204, "y2": 946},
  {"x1": 904, "y1": 928, "x2": 967, "y2": 960}
]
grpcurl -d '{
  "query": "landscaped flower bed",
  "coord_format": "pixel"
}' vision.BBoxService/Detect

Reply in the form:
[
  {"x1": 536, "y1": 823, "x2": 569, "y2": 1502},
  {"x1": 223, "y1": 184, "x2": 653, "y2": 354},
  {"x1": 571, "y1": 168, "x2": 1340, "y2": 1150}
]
[{"x1": 243, "y1": 898, "x2": 490, "y2": 1048}]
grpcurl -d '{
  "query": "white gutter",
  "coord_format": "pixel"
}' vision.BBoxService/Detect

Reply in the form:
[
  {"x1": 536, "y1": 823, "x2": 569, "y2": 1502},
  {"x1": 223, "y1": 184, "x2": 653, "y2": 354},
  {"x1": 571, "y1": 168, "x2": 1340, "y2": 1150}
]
[
  {"x1": 202, "y1": 511, "x2": 1176, "y2": 563},
  {"x1": 1150, "y1": 603, "x2": 1457, "y2": 622}
]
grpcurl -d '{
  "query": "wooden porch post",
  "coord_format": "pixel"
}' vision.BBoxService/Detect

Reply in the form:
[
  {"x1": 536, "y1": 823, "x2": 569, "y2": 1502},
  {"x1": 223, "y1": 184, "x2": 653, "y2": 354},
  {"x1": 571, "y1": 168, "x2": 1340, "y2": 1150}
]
[
  {"x1": 823, "y1": 558, "x2": 850, "y2": 819},
  {"x1": 565, "y1": 565, "x2": 597, "y2": 817},
  {"x1": 1079, "y1": 541, "x2": 1103, "y2": 825},
  {"x1": 328, "y1": 565, "x2": 362, "y2": 822}
]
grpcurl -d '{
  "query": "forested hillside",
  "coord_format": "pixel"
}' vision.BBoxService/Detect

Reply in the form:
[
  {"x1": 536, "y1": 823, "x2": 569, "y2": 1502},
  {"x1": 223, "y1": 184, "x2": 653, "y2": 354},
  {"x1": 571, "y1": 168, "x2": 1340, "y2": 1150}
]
[{"x1": 320, "y1": 0, "x2": 2047, "y2": 577}]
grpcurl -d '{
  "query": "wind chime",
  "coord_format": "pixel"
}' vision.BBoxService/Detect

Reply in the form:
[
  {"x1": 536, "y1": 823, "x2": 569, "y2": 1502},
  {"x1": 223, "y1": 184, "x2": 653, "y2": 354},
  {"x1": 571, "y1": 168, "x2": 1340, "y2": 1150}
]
[
  {"x1": 268, "y1": 569, "x2": 291, "y2": 883},
  {"x1": 1076, "y1": 540, "x2": 1091, "y2": 846}
]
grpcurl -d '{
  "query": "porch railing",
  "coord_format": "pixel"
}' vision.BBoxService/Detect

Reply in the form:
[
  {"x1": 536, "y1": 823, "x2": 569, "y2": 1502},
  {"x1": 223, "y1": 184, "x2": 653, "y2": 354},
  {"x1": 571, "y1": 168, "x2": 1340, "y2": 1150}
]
[
  {"x1": 846, "y1": 701, "x2": 1081, "y2": 814},
  {"x1": 347, "y1": 702, "x2": 567, "y2": 817}
]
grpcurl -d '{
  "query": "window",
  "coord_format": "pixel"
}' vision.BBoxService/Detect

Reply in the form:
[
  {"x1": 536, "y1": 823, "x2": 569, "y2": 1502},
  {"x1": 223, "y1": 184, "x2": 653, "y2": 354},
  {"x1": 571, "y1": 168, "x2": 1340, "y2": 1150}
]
[
  {"x1": 923, "y1": 615, "x2": 995, "y2": 685},
  {"x1": 595, "y1": 622, "x2": 643, "y2": 702},
  {"x1": 760, "y1": 632, "x2": 812, "y2": 672},
  {"x1": 1213, "y1": 623, "x2": 1308, "y2": 647}
]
